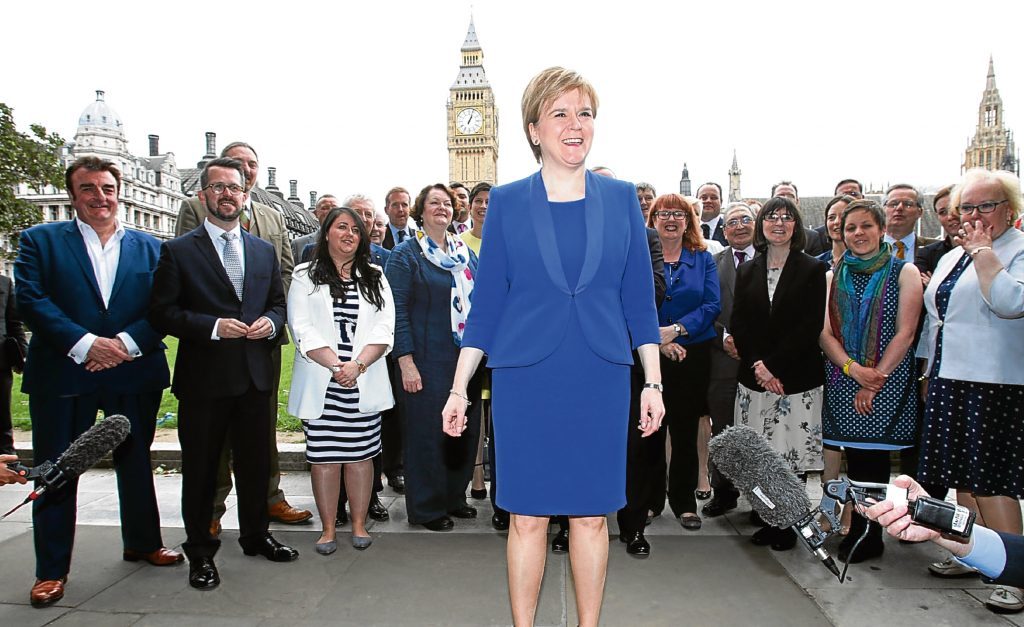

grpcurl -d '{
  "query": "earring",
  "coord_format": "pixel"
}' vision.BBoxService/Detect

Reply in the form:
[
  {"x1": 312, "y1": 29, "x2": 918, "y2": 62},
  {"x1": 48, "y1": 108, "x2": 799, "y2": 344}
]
[{"x1": 532, "y1": 138, "x2": 539, "y2": 145}]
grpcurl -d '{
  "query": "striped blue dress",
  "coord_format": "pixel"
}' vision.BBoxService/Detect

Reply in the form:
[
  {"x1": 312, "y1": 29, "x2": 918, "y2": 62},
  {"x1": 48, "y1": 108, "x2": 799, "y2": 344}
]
[{"x1": 303, "y1": 282, "x2": 382, "y2": 464}]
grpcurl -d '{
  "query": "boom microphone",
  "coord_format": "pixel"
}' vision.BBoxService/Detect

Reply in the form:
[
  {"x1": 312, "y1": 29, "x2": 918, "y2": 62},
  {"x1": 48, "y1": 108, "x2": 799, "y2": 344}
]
[
  {"x1": 1, "y1": 415, "x2": 131, "y2": 519},
  {"x1": 709, "y1": 425, "x2": 840, "y2": 577}
]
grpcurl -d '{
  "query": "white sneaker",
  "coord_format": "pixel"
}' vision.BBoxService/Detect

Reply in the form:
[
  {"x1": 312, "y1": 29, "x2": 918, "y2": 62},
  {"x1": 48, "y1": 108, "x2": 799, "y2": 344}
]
[
  {"x1": 927, "y1": 557, "x2": 977, "y2": 578},
  {"x1": 986, "y1": 587, "x2": 1024, "y2": 614}
]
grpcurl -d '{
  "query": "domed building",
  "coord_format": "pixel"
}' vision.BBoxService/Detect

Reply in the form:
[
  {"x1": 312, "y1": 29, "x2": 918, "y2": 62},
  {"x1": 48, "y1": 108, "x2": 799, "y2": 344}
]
[{"x1": 13, "y1": 90, "x2": 186, "y2": 249}]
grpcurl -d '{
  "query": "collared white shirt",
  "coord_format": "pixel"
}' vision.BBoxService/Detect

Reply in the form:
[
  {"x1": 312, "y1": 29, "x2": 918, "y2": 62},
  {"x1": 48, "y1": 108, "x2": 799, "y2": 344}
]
[
  {"x1": 67, "y1": 219, "x2": 142, "y2": 364},
  {"x1": 701, "y1": 215, "x2": 723, "y2": 238},
  {"x1": 730, "y1": 244, "x2": 756, "y2": 268},
  {"x1": 389, "y1": 221, "x2": 415, "y2": 244},
  {"x1": 884, "y1": 232, "x2": 917, "y2": 262}
]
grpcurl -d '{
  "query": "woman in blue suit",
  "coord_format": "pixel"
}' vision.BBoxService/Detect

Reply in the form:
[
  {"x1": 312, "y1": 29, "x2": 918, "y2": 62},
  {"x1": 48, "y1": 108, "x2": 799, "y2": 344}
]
[{"x1": 441, "y1": 68, "x2": 665, "y2": 627}]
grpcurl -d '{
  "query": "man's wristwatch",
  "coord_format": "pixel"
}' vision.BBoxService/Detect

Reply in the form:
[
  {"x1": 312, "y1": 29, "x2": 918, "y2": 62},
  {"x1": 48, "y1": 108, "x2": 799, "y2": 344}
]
[{"x1": 643, "y1": 382, "x2": 664, "y2": 392}]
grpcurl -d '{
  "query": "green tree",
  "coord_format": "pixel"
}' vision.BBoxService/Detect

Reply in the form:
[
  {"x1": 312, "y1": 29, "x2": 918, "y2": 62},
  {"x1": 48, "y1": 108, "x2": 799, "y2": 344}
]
[{"x1": 0, "y1": 102, "x2": 65, "y2": 257}]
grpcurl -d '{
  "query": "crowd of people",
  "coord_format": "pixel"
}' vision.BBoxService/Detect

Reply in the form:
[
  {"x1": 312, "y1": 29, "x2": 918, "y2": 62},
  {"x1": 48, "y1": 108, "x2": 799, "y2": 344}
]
[{"x1": 3, "y1": 65, "x2": 1023, "y2": 622}]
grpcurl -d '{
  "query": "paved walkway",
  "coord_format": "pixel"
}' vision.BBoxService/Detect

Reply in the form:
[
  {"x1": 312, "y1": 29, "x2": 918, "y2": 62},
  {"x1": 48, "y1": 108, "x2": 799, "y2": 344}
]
[{"x1": 0, "y1": 468, "x2": 1020, "y2": 625}]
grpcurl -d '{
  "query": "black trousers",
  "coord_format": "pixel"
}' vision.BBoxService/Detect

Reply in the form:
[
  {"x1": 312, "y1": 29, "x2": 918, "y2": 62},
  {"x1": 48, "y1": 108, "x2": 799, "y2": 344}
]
[
  {"x1": 380, "y1": 356, "x2": 403, "y2": 481},
  {"x1": 707, "y1": 375, "x2": 741, "y2": 500},
  {"x1": 663, "y1": 341, "x2": 712, "y2": 517},
  {"x1": 0, "y1": 366, "x2": 13, "y2": 455},
  {"x1": 178, "y1": 387, "x2": 272, "y2": 559},
  {"x1": 617, "y1": 358, "x2": 668, "y2": 536},
  {"x1": 30, "y1": 390, "x2": 163, "y2": 579}
]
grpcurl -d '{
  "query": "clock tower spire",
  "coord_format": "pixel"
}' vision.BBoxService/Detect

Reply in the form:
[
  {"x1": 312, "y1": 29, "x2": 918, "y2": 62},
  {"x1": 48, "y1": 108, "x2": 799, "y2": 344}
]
[{"x1": 447, "y1": 16, "x2": 498, "y2": 187}]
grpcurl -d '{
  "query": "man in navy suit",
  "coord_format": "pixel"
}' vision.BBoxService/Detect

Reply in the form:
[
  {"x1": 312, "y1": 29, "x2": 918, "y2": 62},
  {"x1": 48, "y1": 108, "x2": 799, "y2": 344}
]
[
  {"x1": 697, "y1": 182, "x2": 729, "y2": 247},
  {"x1": 381, "y1": 186, "x2": 416, "y2": 251},
  {"x1": 15, "y1": 156, "x2": 179, "y2": 607},
  {"x1": 149, "y1": 158, "x2": 297, "y2": 590}
]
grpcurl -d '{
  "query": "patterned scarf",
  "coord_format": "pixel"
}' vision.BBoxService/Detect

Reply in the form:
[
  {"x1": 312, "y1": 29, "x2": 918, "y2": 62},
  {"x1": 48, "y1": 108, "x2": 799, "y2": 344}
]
[
  {"x1": 415, "y1": 229, "x2": 475, "y2": 346},
  {"x1": 828, "y1": 242, "x2": 894, "y2": 370}
]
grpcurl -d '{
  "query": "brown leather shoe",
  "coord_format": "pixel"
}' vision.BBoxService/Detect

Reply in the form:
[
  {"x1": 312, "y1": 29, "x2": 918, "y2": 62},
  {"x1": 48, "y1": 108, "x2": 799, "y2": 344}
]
[
  {"x1": 210, "y1": 519, "x2": 222, "y2": 538},
  {"x1": 30, "y1": 577, "x2": 66, "y2": 607},
  {"x1": 268, "y1": 500, "x2": 312, "y2": 524},
  {"x1": 123, "y1": 547, "x2": 185, "y2": 566}
]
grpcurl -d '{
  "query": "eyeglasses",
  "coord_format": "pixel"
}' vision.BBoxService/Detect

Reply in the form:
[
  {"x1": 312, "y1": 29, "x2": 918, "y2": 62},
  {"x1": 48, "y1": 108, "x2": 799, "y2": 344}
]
[
  {"x1": 958, "y1": 199, "x2": 1007, "y2": 215},
  {"x1": 884, "y1": 199, "x2": 919, "y2": 209},
  {"x1": 203, "y1": 183, "x2": 245, "y2": 195},
  {"x1": 654, "y1": 210, "x2": 688, "y2": 220},
  {"x1": 765, "y1": 213, "x2": 795, "y2": 223},
  {"x1": 725, "y1": 216, "x2": 754, "y2": 228}
]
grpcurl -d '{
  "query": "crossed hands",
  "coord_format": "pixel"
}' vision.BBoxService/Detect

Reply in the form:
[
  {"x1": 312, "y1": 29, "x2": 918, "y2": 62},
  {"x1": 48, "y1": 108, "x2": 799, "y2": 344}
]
[
  {"x1": 753, "y1": 360, "x2": 784, "y2": 395},
  {"x1": 217, "y1": 317, "x2": 274, "y2": 340},
  {"x1": 85, "y1": 337, "x2": 133, "y2": 372}
]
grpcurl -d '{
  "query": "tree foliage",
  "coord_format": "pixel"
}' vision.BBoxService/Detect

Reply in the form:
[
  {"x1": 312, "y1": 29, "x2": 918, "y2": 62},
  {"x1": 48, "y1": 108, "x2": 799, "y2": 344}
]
[{"x1": 1, "y1": 102, "x2": 65, "y2": 256}]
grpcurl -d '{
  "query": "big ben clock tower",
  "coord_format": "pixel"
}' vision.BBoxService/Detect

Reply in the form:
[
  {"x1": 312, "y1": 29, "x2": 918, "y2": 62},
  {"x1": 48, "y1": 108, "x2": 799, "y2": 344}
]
[{"x1": 447, "y1": 17, "x2": 498, "y2": 187}]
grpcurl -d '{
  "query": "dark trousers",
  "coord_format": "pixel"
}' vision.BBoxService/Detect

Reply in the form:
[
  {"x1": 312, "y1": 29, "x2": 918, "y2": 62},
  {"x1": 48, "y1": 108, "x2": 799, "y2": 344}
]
[
  {"x1": 212, "y1": 348, "x2": 283, "y2": 518},
  {"x1": 178, "y1": 387, "x2": 272, "y2": 559},
  {"x1": 0, "y1": 366, "x2": 13, "y2": 454},
  {"x1": 30, "y1": 390, "x2": 163, "y2": 580},
  {"x1": 617, "y1": 360, "x2": 668, "y2": 536},
  {"x1": 380, "y1": 356, "x2": 403, "y2": 481},
  {"x1": 663, "y1": 342, "x2": 711, "y2": 517},
  {"x1": 707, "y1": 375, "x2": 741, "y2": 500}
]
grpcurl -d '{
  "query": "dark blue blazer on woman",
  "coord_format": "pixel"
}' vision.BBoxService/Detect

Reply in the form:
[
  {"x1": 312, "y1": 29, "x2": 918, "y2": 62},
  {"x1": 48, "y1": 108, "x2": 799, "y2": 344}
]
[
  {"x1": 660, "y1": 248, "x2": 720, "y2": 346},
  {"x1": 462, "y1": 170, "x2": 660, "y2": 367}
]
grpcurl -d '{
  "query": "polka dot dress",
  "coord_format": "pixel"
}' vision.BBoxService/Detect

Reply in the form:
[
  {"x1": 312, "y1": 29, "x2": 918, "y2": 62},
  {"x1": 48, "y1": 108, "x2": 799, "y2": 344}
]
[
  {"x1": 918, "y1": 252, "x2": 1024, "y2": 498},
  {"x1": 822, "y1": 260, "x2": 918, "y2": 448}
]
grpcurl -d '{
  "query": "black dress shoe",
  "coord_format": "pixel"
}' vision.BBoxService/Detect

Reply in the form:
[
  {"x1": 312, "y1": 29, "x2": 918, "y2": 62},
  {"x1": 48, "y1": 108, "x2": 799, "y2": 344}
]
[
  {"x1": 551, "y1": 529, "x2": 569, "y2": 553},
  {"x1": 701, "y1": 496, "x2": 738, "y2": 517},
  {"x1": 491, "y1": 510, "x2": 510, "y2": 531},
  {"x1": 335, "y1": 509, "x2": 348, "y2": 527},
  {"x1": 422, "y1": 516, "x2": 454, "y2": 531},
  {"x1": 771, "y1": 527, "x2": 797, "y2": 551},
  {"x1": 188, "y1": 556, "x2": 220, "y2": 590},
  {"x1": 388, "y1": 474, "x2": 406, "y2": 494},
  {"x1": 242, "y1": 534, "x2": 299, "y2": 562},
  {"x1": 368, "y1": 495, "x2": 390, "y2": 521},
  {"x1": 449, "y1": 504, "x2": 477, "y2": 519},
  {"x1": 625, "y1": 531, "x2": 651, "y2": 557},
  {"x1": 750, "y1": 526, "x2": 780, "y2": 546}
]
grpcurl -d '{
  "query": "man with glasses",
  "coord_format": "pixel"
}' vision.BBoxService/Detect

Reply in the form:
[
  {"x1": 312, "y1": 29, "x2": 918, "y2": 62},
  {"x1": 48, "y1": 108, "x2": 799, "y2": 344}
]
[
  {"x1": 883, "y1": 183, "x2": 937, "y2": 263},
  {"x1": 152, "y1": 157, "x2": 298, "y2": 590},
  {"x1": 703, "y1": 203, "x2": 757, "y2": 517},
  {"x1": 176, "y1": 142, "x2": 310, "y2": 532},
  {"x1": 636, "y1": 182, "x2": 657, "y2": 222}
]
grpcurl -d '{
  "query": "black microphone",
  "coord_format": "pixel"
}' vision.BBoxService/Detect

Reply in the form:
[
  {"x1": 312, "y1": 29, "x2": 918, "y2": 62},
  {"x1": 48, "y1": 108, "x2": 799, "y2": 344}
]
[
  {"x1": 709, "y1": 425, "x2": 840, "y2": 577},
  {"x1": 1, "y1": 415, "x2": 131, "y2": 519}
]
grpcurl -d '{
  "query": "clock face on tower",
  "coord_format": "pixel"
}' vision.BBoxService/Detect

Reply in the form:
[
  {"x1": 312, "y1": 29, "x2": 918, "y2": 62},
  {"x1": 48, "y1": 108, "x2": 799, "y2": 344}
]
[{"x1": 456, "y1": 107, "x2": 483, "y2": 135}]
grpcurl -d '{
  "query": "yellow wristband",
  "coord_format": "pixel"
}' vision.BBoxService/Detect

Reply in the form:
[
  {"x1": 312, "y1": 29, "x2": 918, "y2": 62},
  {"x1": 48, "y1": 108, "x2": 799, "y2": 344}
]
[{"x1": 842, "y1": 358, "x2": 855, "y2": 376}]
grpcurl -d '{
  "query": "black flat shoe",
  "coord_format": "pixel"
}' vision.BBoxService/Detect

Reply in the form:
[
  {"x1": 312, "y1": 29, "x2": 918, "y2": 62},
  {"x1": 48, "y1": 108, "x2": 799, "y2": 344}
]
[
  {"x1": 551, "y1": 529, "x2": 569, "y2": 553},
  {"x1": 470, "y1": 488, "x2": 487, "y2": 500},
  {"x1": 679, "y1": 513, "x2": 702, "y2": 530},
  {"x1": 335, "y1": 509, "x2": 348, "y2": 527},
  {"x1": 242, "y1": 534, "x2": 299, "y2": 562},
  {"x1": 449, "y1": 505, "x2": 477, "y2": 519},
  {"x1": 368, "y1": 496, "x2": 390, "y2": 521},
  {"x1": 388, "y1": 474, "x2": 405, "y2": 494},
  {"x1": 751, "y1": 526, "x2": 780, "y2": 546},
  {"x1": 771, "y1": 527, "x2": 797, "y2": 551},
  {"x1": 188, "y1": 556, "x2": 220, "y2": 590},
  {"x1": 422, "y1": 516, "x2": 454, "y2": 532},
  {"x1": 491, "y1": 510, "x2": 510, "y2": 531},
  {"x1": 702, "y1": 496, "x2": 738, "y2": 517},
  {"x1": 624, "y1": 531, "x2": 650, "y2": 557}
]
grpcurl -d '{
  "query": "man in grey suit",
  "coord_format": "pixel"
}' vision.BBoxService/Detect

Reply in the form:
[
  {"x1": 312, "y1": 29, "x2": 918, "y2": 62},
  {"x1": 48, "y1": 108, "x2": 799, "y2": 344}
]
[
  {"x1": 703, "y1": 202, "x2": 757, "y2": 517},
  {"x1": 289, "y1": 194, "x2": 338, "y2": 262},
  {"x1": 175, "y1": 141, "x2": 310, "y2": 529}
]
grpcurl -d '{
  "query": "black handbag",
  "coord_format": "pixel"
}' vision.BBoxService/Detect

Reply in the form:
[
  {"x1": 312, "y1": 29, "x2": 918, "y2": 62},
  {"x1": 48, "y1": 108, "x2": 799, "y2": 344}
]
[{"x1": 4, "y1": 336, "x2": 26, "y2": 372}]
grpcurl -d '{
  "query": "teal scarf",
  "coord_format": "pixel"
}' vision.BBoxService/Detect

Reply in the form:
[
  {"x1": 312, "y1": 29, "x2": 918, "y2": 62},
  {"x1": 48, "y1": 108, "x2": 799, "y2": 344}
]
[{"x1": 828, "y1": 242, "x2": 894, "y2": 369}]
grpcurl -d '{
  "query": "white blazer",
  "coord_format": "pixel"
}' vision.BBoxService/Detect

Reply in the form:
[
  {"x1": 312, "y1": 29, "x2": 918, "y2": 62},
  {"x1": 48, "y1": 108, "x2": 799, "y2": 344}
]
[
  {"x1": 922, "y1": 227, "x2": 1024, "y2": 385},
  {"x1": 287, "y1": 262, "x2": 395, "y2": 419}
]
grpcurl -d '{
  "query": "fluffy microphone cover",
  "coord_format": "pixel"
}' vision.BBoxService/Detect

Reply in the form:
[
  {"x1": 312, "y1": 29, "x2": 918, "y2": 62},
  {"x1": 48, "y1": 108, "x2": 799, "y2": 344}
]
[
  {"x1": 55, "y1": 414, "x2": 131, "y2": 477},
  {"x1": 708, "y1": 425, "x2": 811, "y2": 527}
]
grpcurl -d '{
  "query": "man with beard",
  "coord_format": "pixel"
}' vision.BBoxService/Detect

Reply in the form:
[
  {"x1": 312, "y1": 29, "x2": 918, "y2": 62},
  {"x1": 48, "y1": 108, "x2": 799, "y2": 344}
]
[
  {"x1": 176, "y1": 141, "x2": 309, "y2": 531},
  {"x1": 151, "y1": 158, "x2": 297, "y2": 590}
]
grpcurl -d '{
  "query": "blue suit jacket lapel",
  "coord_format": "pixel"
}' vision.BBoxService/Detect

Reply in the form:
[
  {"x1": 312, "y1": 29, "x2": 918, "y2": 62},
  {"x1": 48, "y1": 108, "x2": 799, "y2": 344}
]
[
  {"x1": 241, "y1": 230, "x2": 262, "y2": 302},
  {"x1": 528, "y1": 170, "x2": 604, "y2": 296},
  {"x1": 108, "y1": 230, "x2": 136, "y2": 304},
  {"x1": 62, "y1": 222, "x2": 104, "y2": 303}
]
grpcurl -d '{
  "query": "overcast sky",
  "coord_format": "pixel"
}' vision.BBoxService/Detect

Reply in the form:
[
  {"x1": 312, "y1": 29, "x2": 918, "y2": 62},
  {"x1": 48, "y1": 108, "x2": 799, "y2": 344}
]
[{"x1": 4, "y1": 1, "x2": 1020, "y2": 205}]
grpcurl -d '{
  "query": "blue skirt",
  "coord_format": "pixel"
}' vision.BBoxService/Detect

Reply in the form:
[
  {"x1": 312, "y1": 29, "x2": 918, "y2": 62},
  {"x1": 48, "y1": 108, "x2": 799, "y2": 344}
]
[{"x1": 491, "y1": 308, "x2": 630, "y2": 515}]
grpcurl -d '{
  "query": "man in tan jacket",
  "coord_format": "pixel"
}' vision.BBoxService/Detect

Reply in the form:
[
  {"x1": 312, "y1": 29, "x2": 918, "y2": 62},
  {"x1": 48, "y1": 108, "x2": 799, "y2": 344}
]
[{"x1": 176, "y1": 141, "x2": 310, "y2": 529}]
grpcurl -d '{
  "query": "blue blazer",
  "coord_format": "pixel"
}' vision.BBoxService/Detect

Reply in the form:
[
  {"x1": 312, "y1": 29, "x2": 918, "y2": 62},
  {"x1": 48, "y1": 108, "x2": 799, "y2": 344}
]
[
  {"x1": 991, "y1": 531, "x2": 1024, "y2": 588},
  {"x1": 462, "y1": 170, "x2": 660, "y2": 367},
  {"x1": 659, "y1": 248, "x2": 721, "y2": 346},
  {"x1": 14, "y1": 221, "x2": 170, "y2": 396}
]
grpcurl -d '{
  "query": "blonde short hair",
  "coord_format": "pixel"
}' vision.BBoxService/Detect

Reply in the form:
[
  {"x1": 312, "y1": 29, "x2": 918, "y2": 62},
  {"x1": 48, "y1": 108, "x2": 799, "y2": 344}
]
[
  {"x1": 952, "y1": 168, "x2": 1022, "y2": 222},
  {"x1": 521, "y1": 67, "x2": 599, "y2": 163}
]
